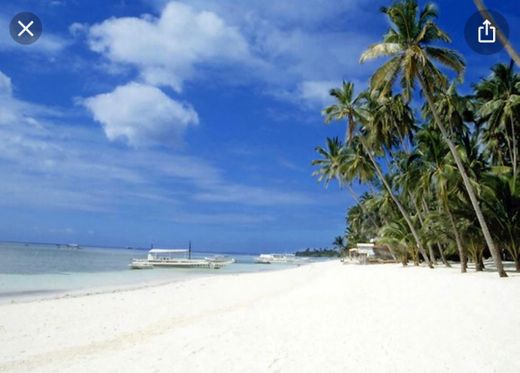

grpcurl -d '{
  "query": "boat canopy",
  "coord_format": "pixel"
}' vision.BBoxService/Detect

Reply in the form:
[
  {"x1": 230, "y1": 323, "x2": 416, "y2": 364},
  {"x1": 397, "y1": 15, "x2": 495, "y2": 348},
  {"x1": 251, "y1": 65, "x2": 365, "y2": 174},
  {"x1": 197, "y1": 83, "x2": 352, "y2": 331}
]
[{"x1": 149, "y1": 249, "x2": 188, "y2": 254}]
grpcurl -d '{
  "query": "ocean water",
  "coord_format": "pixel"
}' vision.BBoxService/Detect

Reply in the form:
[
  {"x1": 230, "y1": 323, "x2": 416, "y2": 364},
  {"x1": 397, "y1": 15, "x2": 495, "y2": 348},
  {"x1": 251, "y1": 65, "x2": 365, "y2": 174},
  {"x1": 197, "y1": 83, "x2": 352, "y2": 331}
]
[{"x1": 0, "y1": 242, "x2": 299, "y2": 302}]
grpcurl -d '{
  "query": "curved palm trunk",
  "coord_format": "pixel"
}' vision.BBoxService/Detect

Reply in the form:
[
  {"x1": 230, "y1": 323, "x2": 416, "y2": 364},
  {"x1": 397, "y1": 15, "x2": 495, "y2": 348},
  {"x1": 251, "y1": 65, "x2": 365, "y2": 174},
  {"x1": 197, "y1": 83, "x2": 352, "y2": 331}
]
[
  {"x1": 477, "y1": 256, "x2": 485, "y2": 271},
  {"x1": 511, "y1": 118, "x2": 518, "y2": 182},
  {"x1": 359, "y1": 138, "x2": 432, "y2": 267},
  {"x1": 419, "y1": 197, "x2": 439, "y2": 264},
  {"x1": 427, "y1": 244, "x2": 436, "y2": 265},
  {"x1": 476, "y1": 248, "x2": 485, "y2": 271},
  {"x1": 445, "y1": 202, "x2": 467, "y2": 273},
  {"x1": 436, "y1": 243, "x2": 451, "y2": 267},
  {"x1": 509, "y1": 242, "x2": 520, "y2": 272},
  {"x1": 380, "y1": 216, "x2": 399, "y2": 262},
  {"x1": 415, "y1": 197, "x2": 436, "y2": 264},
  {"x1": 468, "y1": 240, "x2": 485, "y2": 271},
  {"x1": 419, "y1": 75, "x2": 507, "y2": 277},
  {"x1": 412, "y1": 248, "x2": 420, "y2": 266}
]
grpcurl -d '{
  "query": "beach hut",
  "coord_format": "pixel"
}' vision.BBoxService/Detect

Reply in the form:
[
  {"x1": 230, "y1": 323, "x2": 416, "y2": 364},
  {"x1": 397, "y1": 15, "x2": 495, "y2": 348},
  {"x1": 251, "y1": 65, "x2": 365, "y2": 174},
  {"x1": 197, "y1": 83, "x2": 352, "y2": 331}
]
[{"x1": 348, "y1": 243, "x2": 395, "y2": 264}]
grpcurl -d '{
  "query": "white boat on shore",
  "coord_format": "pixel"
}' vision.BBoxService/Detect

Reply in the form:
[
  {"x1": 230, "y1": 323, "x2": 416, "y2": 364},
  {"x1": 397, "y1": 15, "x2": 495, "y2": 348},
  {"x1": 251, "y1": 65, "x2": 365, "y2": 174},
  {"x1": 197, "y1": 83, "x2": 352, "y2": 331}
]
[{"x1": 130, "y1": 249, "x2": 235, "y2": 270}]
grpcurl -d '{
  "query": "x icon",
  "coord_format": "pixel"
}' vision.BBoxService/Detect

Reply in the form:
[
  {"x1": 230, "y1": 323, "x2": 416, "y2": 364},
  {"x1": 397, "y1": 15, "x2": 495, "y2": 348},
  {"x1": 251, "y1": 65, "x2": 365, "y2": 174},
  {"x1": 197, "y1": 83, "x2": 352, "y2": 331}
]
[
  {"x1": 9, "y1": 12, "x2": 42, "y2": 45},
  {"x1": 17, "y1": 20, "x2": 34, "y2": 37}
]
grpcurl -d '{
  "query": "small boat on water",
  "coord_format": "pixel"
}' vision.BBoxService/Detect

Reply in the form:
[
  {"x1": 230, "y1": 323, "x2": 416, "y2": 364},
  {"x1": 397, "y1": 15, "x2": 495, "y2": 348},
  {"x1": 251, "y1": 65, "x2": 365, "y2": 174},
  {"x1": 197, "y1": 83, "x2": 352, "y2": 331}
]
[
  {"x1": 129, "y1": 259, "x2": 154, "y2": 269},
  {"x1": 204, "y1": 256, "x2": 236, "y2": 265},
  {"x1": 130, "y1": 249, "x2": 235, "y2": 270},
  {"x1": 255, "y1": 253, "x2": 297, "y2": 264}
]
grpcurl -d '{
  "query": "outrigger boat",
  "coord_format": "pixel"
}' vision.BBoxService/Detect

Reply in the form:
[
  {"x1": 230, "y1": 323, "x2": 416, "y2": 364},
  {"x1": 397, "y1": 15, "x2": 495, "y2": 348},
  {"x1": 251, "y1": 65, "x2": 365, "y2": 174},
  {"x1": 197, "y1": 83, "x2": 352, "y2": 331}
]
[{"x1": 130, "y1": 248, "x2": 235, "y2": 270}]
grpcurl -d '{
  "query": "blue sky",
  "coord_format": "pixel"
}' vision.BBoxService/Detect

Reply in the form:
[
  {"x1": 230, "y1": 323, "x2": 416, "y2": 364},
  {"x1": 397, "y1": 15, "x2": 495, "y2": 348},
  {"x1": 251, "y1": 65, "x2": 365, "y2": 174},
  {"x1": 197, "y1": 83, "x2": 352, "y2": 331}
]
[{"x1": 0, "y1": 0, "x2": 518, "y2": 252}]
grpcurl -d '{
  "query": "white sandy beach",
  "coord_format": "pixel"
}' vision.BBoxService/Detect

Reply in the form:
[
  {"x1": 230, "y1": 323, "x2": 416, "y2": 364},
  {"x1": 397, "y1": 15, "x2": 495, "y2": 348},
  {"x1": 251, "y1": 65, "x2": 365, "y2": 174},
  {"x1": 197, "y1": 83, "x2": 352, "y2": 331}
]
[{"x1": 0, "y1": 261, "x2": 519, "y2": 373}]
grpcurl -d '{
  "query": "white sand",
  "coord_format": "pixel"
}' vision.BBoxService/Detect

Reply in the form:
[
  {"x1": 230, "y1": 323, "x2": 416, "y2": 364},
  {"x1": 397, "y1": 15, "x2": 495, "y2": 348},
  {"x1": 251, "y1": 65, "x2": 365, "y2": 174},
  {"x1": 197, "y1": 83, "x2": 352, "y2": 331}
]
[{"x1": 0, "y1": 261, "x2": 519, "y2": 373}]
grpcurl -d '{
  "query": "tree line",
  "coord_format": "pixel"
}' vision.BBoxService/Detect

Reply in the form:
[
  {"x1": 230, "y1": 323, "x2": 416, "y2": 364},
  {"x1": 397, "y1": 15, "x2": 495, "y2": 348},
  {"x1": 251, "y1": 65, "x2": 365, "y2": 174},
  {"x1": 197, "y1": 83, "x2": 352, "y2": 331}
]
[{"x1": 312, "y1": 0, "x2": 519, "y2": 277}]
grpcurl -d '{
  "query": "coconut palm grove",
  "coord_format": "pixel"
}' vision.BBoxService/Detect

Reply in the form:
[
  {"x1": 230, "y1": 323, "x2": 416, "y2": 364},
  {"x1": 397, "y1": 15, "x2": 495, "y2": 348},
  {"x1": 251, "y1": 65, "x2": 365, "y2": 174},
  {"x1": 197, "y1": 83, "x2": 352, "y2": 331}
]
[{"x1": 313, "y1": 0, "x2": 520, "y2": 277}]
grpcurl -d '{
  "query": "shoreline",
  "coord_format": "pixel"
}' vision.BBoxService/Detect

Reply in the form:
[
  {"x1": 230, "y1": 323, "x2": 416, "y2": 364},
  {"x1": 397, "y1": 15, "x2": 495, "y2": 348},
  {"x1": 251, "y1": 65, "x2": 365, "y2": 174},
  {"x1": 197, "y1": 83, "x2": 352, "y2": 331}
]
[
  {"x1": 0, "y1": 261, "x2": 519, "y2": 372},
  {"x1": 0, "y1": 261, "x2": 311, "y2": 306},
  {"x1": 0, "y1": 276, "x2": 192, "y2": 306}
]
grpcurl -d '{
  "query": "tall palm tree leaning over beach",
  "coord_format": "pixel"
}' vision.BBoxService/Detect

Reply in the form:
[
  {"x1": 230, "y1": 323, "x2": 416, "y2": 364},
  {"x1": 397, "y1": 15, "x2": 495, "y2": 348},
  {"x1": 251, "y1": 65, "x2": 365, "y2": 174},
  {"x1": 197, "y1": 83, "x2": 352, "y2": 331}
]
[
  {"x1": 322, "y1": 81, "x2": 433, "y2": 267},
  {"x1": 359, "y1": 0, "x2": 507, "y2": 277}
]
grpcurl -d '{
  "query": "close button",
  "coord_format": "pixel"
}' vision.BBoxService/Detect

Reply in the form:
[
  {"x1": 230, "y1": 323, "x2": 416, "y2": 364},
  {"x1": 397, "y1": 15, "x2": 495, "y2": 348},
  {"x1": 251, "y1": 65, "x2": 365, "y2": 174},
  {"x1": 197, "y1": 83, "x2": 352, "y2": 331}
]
[{"x1": 10, "y1": 12, "x2": 42, "y2": 45}]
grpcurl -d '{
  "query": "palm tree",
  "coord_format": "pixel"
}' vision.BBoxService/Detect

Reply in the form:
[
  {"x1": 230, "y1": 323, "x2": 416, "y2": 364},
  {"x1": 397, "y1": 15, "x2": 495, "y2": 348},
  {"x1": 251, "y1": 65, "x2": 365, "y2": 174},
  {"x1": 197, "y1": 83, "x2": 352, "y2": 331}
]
[
  {"x1": 312, "y1": 137, "x2": 347, "y2": 186},
  {"x1": 346, "y1": 205, "x2": 367, "y2": 245},
  {"x1": 340, "y1": 138, "x2": 377, "y2": 185},
  {"x1": 345, "y1": 195, "x2": 381, "y2": 245},
  {"x1": 312, "y1": 137, "x2": 380, "y2": 234},
  {"x1": 362, "y1": 91, "x2": 416, "y2": 153},
  {"x1": 333, "y1": 236, "x2": 346, "y2": 250},
  {"x1": 312, "y1": 137, "x2": 375, "y2": 192},
  {"x1": 423, "y1": 82, "x2": 472, "y2": 143},
  {"x1": 322, "y1": 81, "x2": 432, "y2": 267},
  {"x1": 413, "y1": 124, "x2": 468, "y2": 271},
  {"x1": 378, "y1": 219, "x2": 415, "y2": 266},
  {"x1": 461, "y1": 220, "x2": 486, "y2": 271},
  {"x1": 359, "y1": 0, "x2": 507, "y2": 276},
  {"x1": 422, "y1": 208, "x2": 455, "y2": 267},
  {"x1": 474, "y1": 61, "x2": 520, "y2": 181},
  {"x1": 392, "y1": 151, "x2": 437, "y2": 264},
  {"x1": 482, "y1": 171, "x2": 520, "y2": 271},
  {"x1": 322, "y1": 82, "x2": 369, "y2": 144}
]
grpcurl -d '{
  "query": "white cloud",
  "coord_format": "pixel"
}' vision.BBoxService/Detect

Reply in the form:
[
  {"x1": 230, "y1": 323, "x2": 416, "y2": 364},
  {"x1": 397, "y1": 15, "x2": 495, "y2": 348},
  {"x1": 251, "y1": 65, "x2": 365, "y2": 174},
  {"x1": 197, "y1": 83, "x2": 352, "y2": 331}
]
[
  {"x1": 267, "y1": 80, "x2": 339, "y2": 112},
  {"x1": 0, "y1": 70, "x2": 12, "y2": 96},
  {"x1": 151, "y1": 0, "x2": 372, "y2": 28},
  {"x1": 0, "y1": 70, "x2": 314, "y2": 212},
  {"x1": 69, "y1": 22, "x2": 88, "y2": 37},
  {"x1": 168, "y1": 212, "x2": 275, "y2": 225},
  {"x1": 273, "y1": 78, "x2": 368, "y2": 111},
  {"x1": 83, "y1": 82, "x2": 199, "y2": 147},
  {"x1": 87, "y1": 1, "x2": 254, "y2": 91},
  {"x1": 0, "y1": 70, "x2": 58, "y2": 127},
  {"x1": 297, "y1": 80, "x2": 335, "y2": 108},
  {"x1": 85, "y1": 1, "x2": 376, "y2": 108},
  {"x1": 253, "y1": 28, "x2": 366, "y2": 83},
  {"x1": 194, "y1": 184, "x2": 311, "y2": 206}
]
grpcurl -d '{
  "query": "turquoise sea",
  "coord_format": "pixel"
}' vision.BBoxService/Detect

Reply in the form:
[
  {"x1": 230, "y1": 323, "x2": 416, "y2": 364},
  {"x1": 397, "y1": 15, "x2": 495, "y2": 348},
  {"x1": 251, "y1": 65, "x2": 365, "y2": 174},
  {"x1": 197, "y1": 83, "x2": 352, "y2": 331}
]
[{"x1": 0, "y1": 242, "x2": 299, "y2": 302}]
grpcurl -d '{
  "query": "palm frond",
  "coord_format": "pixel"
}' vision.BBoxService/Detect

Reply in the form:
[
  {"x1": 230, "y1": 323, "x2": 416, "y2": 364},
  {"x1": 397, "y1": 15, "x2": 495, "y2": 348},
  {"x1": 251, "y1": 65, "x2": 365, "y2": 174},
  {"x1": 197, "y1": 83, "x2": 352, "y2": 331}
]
[
  {"x1": 425, "y1": 47, "x2": 465, "y2": 78},
  {"x1": 360, "y1": 43, "x2": 402, "y2": 62},
  {"x1": 369, "y1": 56, "x2": 402, "y2": 94}
]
